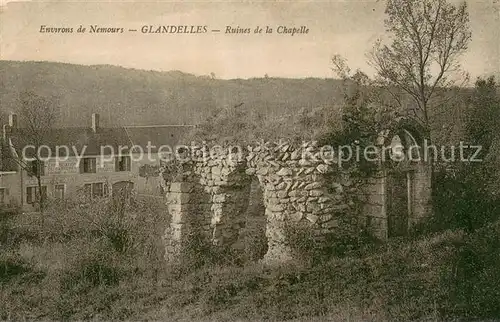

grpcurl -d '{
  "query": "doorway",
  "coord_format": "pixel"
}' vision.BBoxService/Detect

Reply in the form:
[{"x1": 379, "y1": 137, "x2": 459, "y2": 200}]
[{"x1": 387, "y1": 171, "x2": 410, "y2": 237}]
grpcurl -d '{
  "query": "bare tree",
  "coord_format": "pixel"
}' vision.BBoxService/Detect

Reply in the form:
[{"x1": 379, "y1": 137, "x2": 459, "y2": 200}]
[
  {"x1": 368, "y1": 0, "x2": 471, "y2": 140},
  {"x1": 8, "y1": 91, "x2": 59, "y2": 213},
  {"x1": 331, "y1": 54, "x2": 352, "y2": 81}
]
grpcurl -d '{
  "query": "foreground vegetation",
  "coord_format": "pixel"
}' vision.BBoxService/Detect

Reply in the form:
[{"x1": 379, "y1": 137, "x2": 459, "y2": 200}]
[{"x1": 1, "y1": 192, "x2": 499, "y2": 321}]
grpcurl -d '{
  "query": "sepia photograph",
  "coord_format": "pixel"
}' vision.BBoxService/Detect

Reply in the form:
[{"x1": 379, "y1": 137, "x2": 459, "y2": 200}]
[{"x1": 0, "y1": 0, "x2": 499, "y2": 320}]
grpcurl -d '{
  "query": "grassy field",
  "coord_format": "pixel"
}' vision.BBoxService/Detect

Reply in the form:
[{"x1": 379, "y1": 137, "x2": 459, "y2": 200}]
[{"x1": 1, "y1": 195, "x2": 500, "y2": 321}]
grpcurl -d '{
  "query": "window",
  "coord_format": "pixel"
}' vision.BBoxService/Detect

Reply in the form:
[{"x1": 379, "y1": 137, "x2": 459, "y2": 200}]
[
  {"x1": 84, "y1": 183, "x2": 91, "y2": 198},
  {"x1": 390, "y1": 135, "x2": 405, "y2": 160},
  {"x1": 403, "y1": 129, "x2": 421, "y2": 161},
  {"x1": 29, "y1": 160, "x2": 45, "y2": 177},
  {"x1": 81, "y1": 158, "x2": 96, "y2": 173},
  {"x1": 115, "y1": 156, "x2": 131, "y2": 172},
  {"x1": 93, "y1": 182, "x2": 104, "y2": 198},
  {"x1": 84, "y1": 182, "x2": 108, "y2": 199},
  {"x1": 54, "y1": 184, "x2": 65, "y2": 199},
  {"x1": 0, "y1": 188, "x2": 5, "y2": 205},
  {"x1": 26, "y1": 186, "x2": 47, "y2": 204}
]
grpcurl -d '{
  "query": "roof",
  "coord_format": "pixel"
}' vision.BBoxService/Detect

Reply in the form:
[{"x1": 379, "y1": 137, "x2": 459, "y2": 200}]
[
  {"x1": 124, "y1": 125, "x2": 193, "y2": 153},
  {"x1": 10, "y1": 127, "x2": 131, "y2": 158},
  {"x1": 7, "y1": 125, "x2": 193, "y2": 159},
  {"x1": 0, "y1": 141, "x2": 18, "y2": 172}
]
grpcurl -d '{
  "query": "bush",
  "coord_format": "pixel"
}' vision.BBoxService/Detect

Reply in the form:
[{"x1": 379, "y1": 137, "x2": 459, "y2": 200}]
[
  {"x1": 432, "y1": 165, "x2": 500, "y2": 232},
  {"x1": 448, "y1": 220, "x2": 500, "y2": 319},
  {"x1": 0, "y1": 206, "x2": 20, "y2": 247},
  {"x1": 0, "y1": 253, "x2": 32, "y2": 284},
  {"x1": 186, "y1": 104, "x2": 342, "y2": 145},
  {"x1": 59, "y1": 251, "x2": 121, "y2": 292},
  {"x1": 284, "y1": 222, "x2": 376, "y2": 266}
]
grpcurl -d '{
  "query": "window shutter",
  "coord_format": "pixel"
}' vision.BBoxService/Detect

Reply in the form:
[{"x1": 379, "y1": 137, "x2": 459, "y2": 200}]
[
  {"x1": 115, "y1": 157, "x2": 120, "y2": 172},
  {"x1": 84, "y1": 183, "x2": 91, "y2": 198},
  {"x1": 26, "y1": 187, "x2": 33, "y2": 204},
  {"x1": 126, "y1": 156, "x2": 131, "y2": 171}
]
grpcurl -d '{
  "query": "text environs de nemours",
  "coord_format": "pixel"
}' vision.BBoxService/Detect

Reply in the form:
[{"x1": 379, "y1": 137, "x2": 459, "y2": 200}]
[{"x1": 39, "y1": 25, "x2": 125, "y2": 33}]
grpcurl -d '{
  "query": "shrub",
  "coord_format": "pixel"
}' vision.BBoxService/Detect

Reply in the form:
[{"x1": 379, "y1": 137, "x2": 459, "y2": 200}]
[
  {"x1": 0, "y1": 253, "x2": 32, "y2": 284},
  {"x1": 59, "y1": 251, "x2": 121, "y2": 292},
  {"x1": 186, "y1": 104, "x2": 342, "y2": 145},
  {"x1": 284, "y1": 222, "x2": 375, "y2": 265},
  {"x1": 432, "y1": 164, "x2": 500, "y2": 233},
  {"x1": 448, "y1": 220, "x2": 500, "y2": 319},
  {"x1": 0, "y1": 206, "x2": 20, "y2": 248}
]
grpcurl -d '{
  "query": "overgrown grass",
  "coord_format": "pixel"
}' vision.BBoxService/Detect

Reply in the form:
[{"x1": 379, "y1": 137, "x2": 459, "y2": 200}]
[
  {"x1": 144, "y1": 224, "x2": 500, "y2": 321},
  {"x1": 1, "y1": 197, "x2": 500, "y2": 320},
  {"x1": 0, "y1": 196, "x2": 168, "y2": 320}
]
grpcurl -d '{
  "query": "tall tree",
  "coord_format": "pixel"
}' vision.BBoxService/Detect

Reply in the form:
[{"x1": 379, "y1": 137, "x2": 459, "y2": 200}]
[
  {"x1": 466, "y1": 76, "x2": 500, "y2": 157},
  {"x1": 8, "y1": 91, "x2": 59, "y2": 213},
  {"x1": 369, "y1": 0, "x2": 471, "y2": 140},
  {"x1": 433, "y1": 77, "x2": 500, "y2": 232}
]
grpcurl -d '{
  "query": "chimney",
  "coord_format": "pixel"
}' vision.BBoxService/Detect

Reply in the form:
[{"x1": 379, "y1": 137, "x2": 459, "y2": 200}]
[
  {"x1": 0, "y1": 135, "x2": 2, "y2": 171},
  {"x1": 8, "y1": 113, "x2": 17, "y2": 129},
  {"x1": 1, "y1": 125, "x2": 9, "y2": 171},
  {"x1": 3, "y1": 124, "x2": 11, "y2": 142},
  {"x1": 91, "y1": 113, "x2": 99, "y2": 133}
]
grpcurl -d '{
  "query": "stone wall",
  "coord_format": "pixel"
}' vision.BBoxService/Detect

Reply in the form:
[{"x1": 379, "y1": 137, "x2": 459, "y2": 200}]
[
  {"x1": 162, "y1": 138, "x2": 433, "y2": 264},
  {"x1": 162, "y1": 141, "x2": 355, "y2": 264}
]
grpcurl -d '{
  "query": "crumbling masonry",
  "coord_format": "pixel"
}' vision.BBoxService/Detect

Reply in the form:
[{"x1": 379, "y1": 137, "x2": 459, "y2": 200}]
[{"x1": 162, "y1": 133, "x2": 432, "y2": 264}]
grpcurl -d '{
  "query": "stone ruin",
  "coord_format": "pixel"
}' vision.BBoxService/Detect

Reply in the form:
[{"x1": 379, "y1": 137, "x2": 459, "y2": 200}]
[{"x1": 161, "y1": 126, "x2": 432, "y2": 264}]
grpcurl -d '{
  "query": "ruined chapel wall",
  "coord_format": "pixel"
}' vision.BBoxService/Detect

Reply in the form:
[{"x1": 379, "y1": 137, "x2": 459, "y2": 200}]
[{"x1": 163, "y1": 141, "x2": 357, "y2": 263}]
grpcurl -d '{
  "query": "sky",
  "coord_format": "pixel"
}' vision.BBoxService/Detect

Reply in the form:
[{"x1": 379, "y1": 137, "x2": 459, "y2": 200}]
[{"x1": 0, "y1": 0, "x2": 499, "y2": 80}]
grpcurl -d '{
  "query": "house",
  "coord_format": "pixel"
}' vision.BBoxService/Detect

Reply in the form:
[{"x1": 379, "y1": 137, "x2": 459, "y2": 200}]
[
  {"x1": 0, "y1": 113, "x2": 193, "y2": 210},
  {"x1": 0, "y1": 141, "x2": 19, "y2": 208}
]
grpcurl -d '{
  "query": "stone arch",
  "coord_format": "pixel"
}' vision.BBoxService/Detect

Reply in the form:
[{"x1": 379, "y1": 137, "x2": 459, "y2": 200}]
[
  {"x1": 198, "y1": 150, "x2": 295, "y2": 262},
  {"x1": 363, "y1": 121, "x2": 432, "y2": 239},
  {"x1": 208, "y1": 162, "x2": 253, "y2": 247},
  {"x1": 205, "y1": 159, "x2": 278, "y2": 262},
  {"x1": 231, "y1": 173, "x2": 268, "y2": 261}
]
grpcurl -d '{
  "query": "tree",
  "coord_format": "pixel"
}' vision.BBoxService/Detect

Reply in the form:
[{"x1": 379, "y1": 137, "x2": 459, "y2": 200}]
[
  {"x1": 466, "y1": 76, "x2": 500, "y2": 158},
  {"x1": 369, "y1": 0, "x2": 471, "y2": 140},
  {"x1": 330, "y1": 54, "x2": 400, "y2": 146},
  {"x1": 8, "y1": 91, "x2": 59, "y2": 213},
  {"x1": 433, "y1": 77, "x2": 500, "y2": 232}
]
